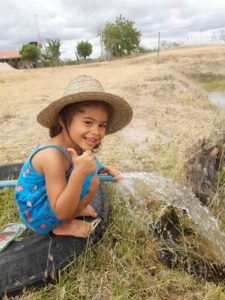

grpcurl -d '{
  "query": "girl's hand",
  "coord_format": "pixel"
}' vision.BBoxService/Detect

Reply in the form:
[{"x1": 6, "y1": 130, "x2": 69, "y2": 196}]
[
  {"x1": 105, "y1": 166, "x2": 122, "y2": 183},
  {"x1": 67, "y1": 148, "x2": 96, "y2": 177}
]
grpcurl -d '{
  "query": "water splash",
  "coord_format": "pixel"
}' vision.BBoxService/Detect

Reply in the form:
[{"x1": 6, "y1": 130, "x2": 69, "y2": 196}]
[{"x1": 116, "y1": 172, "x2": 225, "y2": 263}]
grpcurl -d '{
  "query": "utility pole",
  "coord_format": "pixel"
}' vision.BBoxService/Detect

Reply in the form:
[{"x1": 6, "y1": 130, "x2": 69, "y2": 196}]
[
  {"x1": 34, "y1": 14, "x2": 42, "y2": 48},
  {"x1": 156, "y1": 32, "x2": 160, "y2": 64}
]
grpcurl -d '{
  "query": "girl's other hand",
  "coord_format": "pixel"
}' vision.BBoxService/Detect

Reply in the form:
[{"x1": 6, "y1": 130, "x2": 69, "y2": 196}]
[
  {"x1": 67, "y1": 148, "x2": 96, "y2": 177},
  {"x1": 106, "y1": 166, "x2": 122, "y2": 183}
]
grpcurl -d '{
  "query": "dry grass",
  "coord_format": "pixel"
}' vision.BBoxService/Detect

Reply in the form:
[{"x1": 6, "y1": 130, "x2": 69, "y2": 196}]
[
  {"x1": 1, "y1": 45, "x2": 225, "y2": 299},
  {"x1": 1, "y1": 45, "x2": 225, "y2": 171}
]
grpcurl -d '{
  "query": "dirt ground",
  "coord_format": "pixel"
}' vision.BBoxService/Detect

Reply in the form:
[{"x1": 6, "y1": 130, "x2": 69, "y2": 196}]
[{"x1": 1, "y1": 45, "x2": 225, "y2": 181}]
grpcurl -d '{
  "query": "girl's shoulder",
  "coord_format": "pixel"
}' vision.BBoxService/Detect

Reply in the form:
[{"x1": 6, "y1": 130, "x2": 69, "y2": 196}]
[
  {"x1": 31, "y1": 145, "x2": 72, "y2": 175},
  {"x1": 30, "y1": 145, "x2": 71, "y2": 160}
]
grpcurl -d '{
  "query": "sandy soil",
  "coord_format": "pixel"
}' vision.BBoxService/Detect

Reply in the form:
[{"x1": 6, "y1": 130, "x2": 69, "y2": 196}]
[
  {"x1": 1, "y1": 45, "x2": 225, "y2": 180},
  {"x1": 0, "y1": 62, "x2": 17, "y2": 72}
]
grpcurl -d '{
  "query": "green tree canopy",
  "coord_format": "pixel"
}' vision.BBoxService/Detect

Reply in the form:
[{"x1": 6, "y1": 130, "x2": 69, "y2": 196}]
[
  {"x1": 101, "y1": 15, "x2": 141, "y2": 57},
  {"x1": 41, "y1": 39, "x2": 61, "y2": 67},
  {"x1": 76, "y1": 40, "x2": 92, "y2": 62},
  {"x1": 19, "y1": 44, "x2": 40, "y2": 62}
]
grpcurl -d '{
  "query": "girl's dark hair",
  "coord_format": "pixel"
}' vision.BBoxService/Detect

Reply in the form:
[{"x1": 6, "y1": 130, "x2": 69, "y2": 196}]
[{"x1": 49, "y1": 100, "x2": 112, "y2": 152}]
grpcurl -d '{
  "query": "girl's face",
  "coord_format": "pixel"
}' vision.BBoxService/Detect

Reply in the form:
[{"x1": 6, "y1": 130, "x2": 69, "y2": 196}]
[{"x1": 67, "y1": 105, "x2": 108, "y2": 151}]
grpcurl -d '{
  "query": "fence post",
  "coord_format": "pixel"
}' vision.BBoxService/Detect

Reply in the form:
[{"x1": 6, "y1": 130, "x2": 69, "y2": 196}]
[{"x1": 156, "y1": 32, "x2": 161, "y2": 64}]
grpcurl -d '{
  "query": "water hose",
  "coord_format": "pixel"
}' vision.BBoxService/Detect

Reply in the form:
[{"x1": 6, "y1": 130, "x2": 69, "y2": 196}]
[{"x1": 0, "y1": 175, "x2": 115, "y2": 188}]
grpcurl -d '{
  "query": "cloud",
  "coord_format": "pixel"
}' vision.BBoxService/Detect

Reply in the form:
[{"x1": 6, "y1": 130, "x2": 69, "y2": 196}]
[{"x1": 1, "y1": 0, "x2": 225, "y2": 58}]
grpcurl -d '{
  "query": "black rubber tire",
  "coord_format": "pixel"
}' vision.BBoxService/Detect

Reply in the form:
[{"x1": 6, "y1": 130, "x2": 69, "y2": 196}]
[
  {"x1": 0, "y1": 184, "x2": 108, "y2": 298},
  {"x1": 0, "y1": 163, "x2": 23, "y2": 181}
]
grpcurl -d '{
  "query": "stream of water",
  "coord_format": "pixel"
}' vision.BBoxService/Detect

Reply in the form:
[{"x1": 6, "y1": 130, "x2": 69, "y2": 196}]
[{"x1": 116, "y1": 172, "x2": 225, "y2": 263}]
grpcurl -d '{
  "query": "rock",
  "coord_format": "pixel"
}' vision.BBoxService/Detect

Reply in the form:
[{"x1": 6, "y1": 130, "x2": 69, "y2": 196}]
[
  {"x1": 152, "y1": 206, "x2": 225, "y2": 283},
  {"x1": 184, "y1": 130, "x2": 225, "y2": 205}
]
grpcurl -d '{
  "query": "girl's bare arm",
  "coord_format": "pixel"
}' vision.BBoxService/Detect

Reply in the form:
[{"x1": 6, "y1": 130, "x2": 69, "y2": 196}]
[{"x1": 99, "y1": 164, "x2": 122, "y2": 182}]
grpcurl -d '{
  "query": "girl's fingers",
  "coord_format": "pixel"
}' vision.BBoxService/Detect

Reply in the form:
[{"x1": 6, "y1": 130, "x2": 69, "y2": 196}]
[
  {"x1": 114, "y1": 174, "x2": 122, "y2": 183},
  {"x1": 90, "y1": 175, "x2": 99, "y2": 183},
  {"x1": 83, "y1": 150, "x2": 93, "y2": 157}
]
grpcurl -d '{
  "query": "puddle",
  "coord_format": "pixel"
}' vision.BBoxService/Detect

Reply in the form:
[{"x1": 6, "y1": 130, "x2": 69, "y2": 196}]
[{"x1": 208, "y1": 91, "x2": 225, "y2": 112}]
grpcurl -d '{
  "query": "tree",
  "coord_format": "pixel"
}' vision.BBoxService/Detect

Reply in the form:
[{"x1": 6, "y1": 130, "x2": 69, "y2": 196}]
[
  {"x1": 101, "y1": 15, "x2": 141, "y2": 58},
  {"x1": 138, "y1": 44, "x2": 152, "y2": 54},
  {"x1": 160, "y1": 40, "x2": 182, "y2": 50},
  {"x1": 76, "y1": 40, "x2": 92, "y2": 63},
  {"x1": 218, "y1": 30, "x2": 225, "y2": 43},
  {"x1": 19, "y1": 44, "x2": 40, "y2": 66},
  {"x1": 211, "y1": 30, "x2": 225, "y2": 44},
  {"x1": 41, "y1": 39, "x2": 61, "y2": 67}
]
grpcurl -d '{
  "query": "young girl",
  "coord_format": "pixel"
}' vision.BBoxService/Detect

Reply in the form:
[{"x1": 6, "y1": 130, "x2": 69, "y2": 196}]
[{"x1": 15, "y1": 75, "x2": 133, "y2": 238}]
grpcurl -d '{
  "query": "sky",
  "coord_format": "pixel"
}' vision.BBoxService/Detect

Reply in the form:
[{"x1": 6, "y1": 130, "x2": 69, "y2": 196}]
[{"x1": 1, "y1": 0, "x2": 225, "y2": 59}]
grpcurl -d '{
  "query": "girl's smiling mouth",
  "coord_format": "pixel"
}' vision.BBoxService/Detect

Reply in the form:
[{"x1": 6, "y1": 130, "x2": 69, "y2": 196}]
[{"x1": 84, "y1": 137, "x2": 98, "y2": 147}]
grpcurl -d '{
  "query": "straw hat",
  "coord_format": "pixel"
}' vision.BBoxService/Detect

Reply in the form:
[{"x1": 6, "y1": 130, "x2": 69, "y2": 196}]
[{"x1": 37, "y1": 75, "x2": 133, "y2": 134}]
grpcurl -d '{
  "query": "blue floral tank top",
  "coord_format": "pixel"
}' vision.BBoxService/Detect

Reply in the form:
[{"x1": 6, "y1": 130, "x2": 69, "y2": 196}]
[{"x1": 15, "y1": 145, "x2": 104, "y2": 234}]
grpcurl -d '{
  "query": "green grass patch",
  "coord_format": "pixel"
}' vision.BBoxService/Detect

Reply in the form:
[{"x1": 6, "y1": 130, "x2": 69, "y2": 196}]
[
  {"x1": 1, "y1": 187, "x2": 225, "y2": 299},
  {"x1": 200, "y1": 79, "x2": 225, "y2": 92},
  {"x1": 0, "y1": 188, "x2": 20, "y2": 227}
]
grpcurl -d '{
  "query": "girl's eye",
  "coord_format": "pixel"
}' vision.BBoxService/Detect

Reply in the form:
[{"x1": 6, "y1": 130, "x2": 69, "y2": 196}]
[
  {"x1": 84, "y1": 121, "x2": 92, "y2": 125},
  {"x1": 100, "y1": 124, "x2": 107, "y2": 129}
]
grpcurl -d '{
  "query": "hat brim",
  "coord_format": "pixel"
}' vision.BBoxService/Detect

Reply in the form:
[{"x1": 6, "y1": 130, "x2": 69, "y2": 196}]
[{"x1": 37, "y1": 91, "x2": 133, "y2": 134}]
